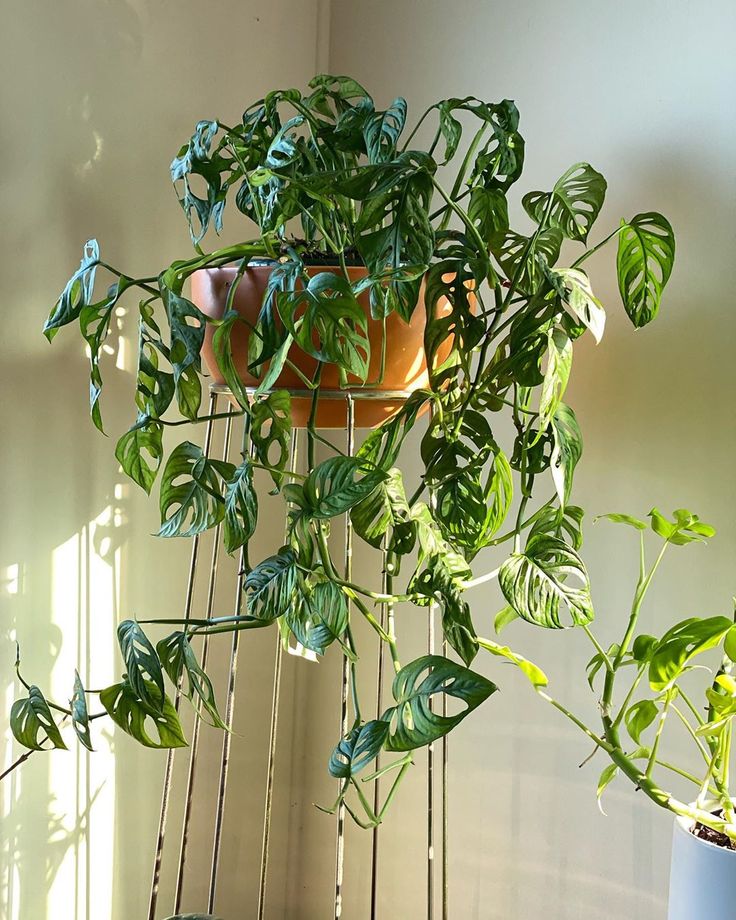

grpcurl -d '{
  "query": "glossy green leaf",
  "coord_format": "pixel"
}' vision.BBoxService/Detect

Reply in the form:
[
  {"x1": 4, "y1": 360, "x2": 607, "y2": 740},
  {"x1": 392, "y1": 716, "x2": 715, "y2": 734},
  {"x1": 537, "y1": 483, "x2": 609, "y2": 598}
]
[
  {"x1": 617, "y1": 212, "x2": 675, "y2": 328},
  {"x1": 554, "y1": 269, "x2": 605, "y2": 344},
  {"x1": 523, "y1": 163, "x2": 607, "y2": 243},
  {"x1": 494, "y1": 605, "x2": 519, "y2": 635},
  {"x1": 156, "y1": 631, "x2": 226, "y2": 729},
  {"x1": 499, "y1": 534, "x2": 594, "y2": 629},
  {"x1": 478, "y1": 637, "x2": 548, "y2": 687},
  {"x1": 70, "y1": 671, "x2": 93, "y2": 752},
  {"x1": 245, "y1": 547, "x2": 297, "y2": 620},
  {"x1": 301, "y1": 457, "x2": 386, "y2": 519},
  {"x1": 649, "y1": 616, "x2": 733, "y2": 691},
  {"x1": 539, "y1": 329, "x2": 573, "y2": 432},
  {"x1": 44, "y1": 239, "x2": 100, "y2": 339},
  {"x1": 11, "y1": 685, "x2": 67, "y2": 752},
  {"x1": 596, "y1": 513, "x2": 647, "y2": 531},
  {"x1": 351, "y1": 467, "x2": 412, "y2": 549},
  {"x1": 648, "y1": 508, "x2": 715, "y2": 546},
  {"x1": 491, "y1": 227, "x2": 563, "y2": 294},
  {"x1": 286, "y1": 581, "x2": 349, "y2": 656},
  {"x1": 329, "y1": 720, "x2": 390, "y2": 778},
  {"x1": 625, "y1": 698, "x2": 658, "y2": 744},
  {"x1": 550, "y1": 403, "x2": 582, "y2": 508},
  {"x1": 382, "y1": 655, "x2": 496, "y2": 752},
  {"x1": 223, "y1": 458, "x2": 258, "y2": 553},
  {"x1": 597, "y1": 763, "x2": 618, "y2": 813},
  {"x1": 157, "y1": 441, "x2": 232, "y2": 538},
  {"x1": 117, "y1": 619, "x2": 165, "y2": 714},
  {"x1": 364, "y1": 98, "x2": 407, "y2": 164},
  {"x1": 100, "y1": 680, "x2": 187, "y2": 749},
  {"x1": 159, "y1": 282, "x2": 207, "y2": 420},
  {"x1": 250, "y1": 390, "x2": 292, "y2": 489},
  {"x1": 212, "y1": 309, "x2": 251, "y2": 409},
  {"x1": 115, "y1": 418, "x2": 164, "y2": 495}
]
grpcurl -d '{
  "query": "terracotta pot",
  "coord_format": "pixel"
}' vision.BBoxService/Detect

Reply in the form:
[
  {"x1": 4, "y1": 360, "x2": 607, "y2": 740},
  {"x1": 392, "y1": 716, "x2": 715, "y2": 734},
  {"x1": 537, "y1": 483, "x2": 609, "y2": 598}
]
[{"x1": 191, "y1": 263, "x2": 452, "y2": 429}]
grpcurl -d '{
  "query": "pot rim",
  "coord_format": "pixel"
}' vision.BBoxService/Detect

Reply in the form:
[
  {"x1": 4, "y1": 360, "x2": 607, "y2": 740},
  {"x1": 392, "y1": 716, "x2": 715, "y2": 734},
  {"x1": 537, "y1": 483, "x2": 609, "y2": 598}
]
[{"x1": 674, "y1": 800, "x2": 736, "y2": 855}]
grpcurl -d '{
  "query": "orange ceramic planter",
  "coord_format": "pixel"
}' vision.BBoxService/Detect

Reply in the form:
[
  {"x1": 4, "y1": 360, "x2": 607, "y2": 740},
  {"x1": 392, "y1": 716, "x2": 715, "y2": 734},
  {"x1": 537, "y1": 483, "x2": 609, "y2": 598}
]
[{"x1": 191, "y1": 264, "x2": 452, "y2": 429}]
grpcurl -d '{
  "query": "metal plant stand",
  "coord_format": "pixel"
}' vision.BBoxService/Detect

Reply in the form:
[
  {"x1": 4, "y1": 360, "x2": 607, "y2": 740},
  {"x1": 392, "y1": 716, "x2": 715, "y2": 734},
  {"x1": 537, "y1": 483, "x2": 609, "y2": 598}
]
[{"x1": 147, "y1": 385, "x2": 449, "y2": 920}]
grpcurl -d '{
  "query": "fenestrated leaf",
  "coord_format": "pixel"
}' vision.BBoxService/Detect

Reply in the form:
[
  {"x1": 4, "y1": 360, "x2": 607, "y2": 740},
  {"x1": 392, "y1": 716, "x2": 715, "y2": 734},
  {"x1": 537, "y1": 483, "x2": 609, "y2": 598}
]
[
  {"x1": 499, "y1": 534, "x2": 594, "y2": 629},
  {"x1": 529, "y1": 503, "x2": 585, "y2": 551},
  {"x1": 329, "y1": 719, "x2": 390, "y2": 778},
  {"x1": 157, "y1": 441, "x2": 233, "y2": 538},
  {"x1": 364, "y1": 98, "x2": 407, "y2": 164},
  {"x1": 212, "y1": 308, "x2": 251, "y2": 409},
  {"x1": 550, "y1": 403, "x2": 582, "y2": 507},
  {"x1": 351, "y1": 467, "x2": 412, "y2": 549},
  {"x1": 277, "y1": 273, "x2": 370, "y2": 381},
  {"x1": 286, "y1": 581, "x2": 349, "y2": 656},
  {"x1": 11, "y1": 685, "x2": 67, "y2": 752},
  {"x1": 245, "y1": 547, "x2": 297, "y2": 620},
  {"x1": 117, "y1": 620, "x2": 165, "y2": 714},
  {"x1": 625, "y1": 698, "x2": 658, "y2": 745},
  {"x1": 250, "y1": 390, "x2": 292, "y2": 490},
  {"x1": 617, "y1": 212, "x2": 675, "y2": 328},
  {"x1": 301, "y1": 457, "x2": 386, "y2": 519},
  {"x1": 468, "y1": 186, "x2": 509, "y2": 240},
  {"x1": 648, "y1": 616, "x2": 733, "y2": 692},
  {"x1": 491, "y1": 227, "x2": 563, "y2": 294},
  {"x1": 71, "y1": 671, "x2": 93, "y2": 751},
  {"x1": 100, "y1": 679, "x2": 187, "y2": 749},
  {"x1": 159, "y1": 281, "x2": 207, "y2": 419},
  {"x1": 115, "y1": 418, "x2": 164, "y2": 495},
  {"x1": 523, "y1": 163, "x2": 607, "y2": 243},
  {"x1": 554, "y1": 268, "x2": 606, "y2": 344},
  {"x1": 381, "y1": 655, "x2": 497, "y2": 752},
  {"x1": 44, "y1": 239, "x2": 100, "y2": 339},
  {"x1": 223, "y1": 458, "x2": 258, "y2": 553},
  {"x1": 156, "y1": 631, "x2": 226, "y2": 729}
]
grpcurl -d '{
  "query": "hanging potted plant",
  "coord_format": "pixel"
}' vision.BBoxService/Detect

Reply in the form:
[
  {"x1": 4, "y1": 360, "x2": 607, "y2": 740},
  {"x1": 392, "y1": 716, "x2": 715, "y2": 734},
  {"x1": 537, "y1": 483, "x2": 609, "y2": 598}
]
[
  {"x1": 487, "y1": 507, "x2": 735, "y2": 918},
  {"x1": 8, "y1": 75, "x2": 676, "y2": 837}
]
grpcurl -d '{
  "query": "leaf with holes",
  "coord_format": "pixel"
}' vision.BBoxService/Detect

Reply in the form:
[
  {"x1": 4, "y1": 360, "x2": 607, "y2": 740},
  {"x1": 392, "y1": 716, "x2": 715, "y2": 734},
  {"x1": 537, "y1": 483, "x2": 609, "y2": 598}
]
[
  {"x1": 329, "y1": 720, "x2": 390, "y2": 778},
  {"x1": 223, "y1": 458, "x2": 258, "y2": 553},
  {"x1": 117, "y1": 620, "x2": 165, "y2": 714},
  {"x1": 100, "y1": 680, "x2": 187, "y2": 749},
  {"x1": 499, "y1": 534, "x2": 594, "y2": 628},
  {"x1": 350, "y1": 467, "x2": 412, "y2": 549},
  {"x1": 11, "y1": 686, "x2": 67, "y2": 751},
  {"x1": 212, "y1": 309, "x2": 251, "y2": 409},
  {"x1": 302, "y1": 457, "x2": 386, "y2": 519},
  {"x1": 523, "y1": 163, "x2": 607, "y2": 243},
  {"x1": 71, "y1": 671, "x2": 93, "y2": 751},
  {"x1": 381, "y1": 655, "x2": 496, "y2": 752},
  {"x1": 157, "y1": 441, "x2": 232, "y2": 538},
  {"x1": 251, "y1": 390, "x2": 292, "y2": 489},
  {"x1": 44, "y1": 239, "x2": 100, "y2": 339},
  {"x1": 491, "y1": 227, "x2": 563, "y2": 294},
  {"x1": 287, "y1": 581, "x2": 349, "y2": 656},
  {"x1": 617, "y1": 212, "x2": 675, "y2": 328},
  {"x1": 159, "y1": 281, "x2": 207, "y2": 419},
  {"x1": 156, "y1": 631, "x2": 226, "y2": 729},
  {"x1": 245, "y1": 547, "x2": 297, "y2": 620},
  {"x1": 115, "y1": 417, "x2": 164, "y2": 495},
  {"x1": 364, "y1": 98, "x2": 407, "y2": 164}
]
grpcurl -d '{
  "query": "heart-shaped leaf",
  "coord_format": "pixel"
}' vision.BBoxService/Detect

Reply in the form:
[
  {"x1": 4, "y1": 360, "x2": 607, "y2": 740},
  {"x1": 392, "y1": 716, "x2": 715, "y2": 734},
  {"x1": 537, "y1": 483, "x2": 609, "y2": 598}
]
[
  {"x1": 625, "y1": 698, "x2": 659, "y2": 745},
  {"x1": 499, "y1": 534, "x2": 593, "y2": 628},
  {"x1": 301, "y1": 457, "x2": 386, "y2": 519},
  {"x1": 117, "y1": 620, "x2": 165, "y2": 714},
  {"x1": 11, "y1": 685, "x2": 67, "y2": 751},
  {"x1": 157, "y1": 441, "x2": 233, "y2": 538},
  {"x1": 223, "y1": 458, "x2": 258, "y2": 553},
  {"x1": 157, "y1": 632, "x2": 225, "y2": 728},
  {"x1": 329, "y1": 720, "x2": 390, "y2": 778},
  {"x1": 649, "y1": 617, "x2": 733, "y2": 691},
  {"x1": 100, "y1": 680, "x2": 187, "y2": 749},
  {"x1": 115, "y1": 418, "x2": 164, "y2": 495},
  {"x1": 381, "y1": 655, "x2": 496, "y2": 751},
  {"x1": 245, "y1": 547, "x2": 297, "y2": 620},
  {"x1": 286, "y1": 581, "x2": 349, "y2": 656},
  {"x1": 550, "y1": 403, "x2": 582, "y2": 508},
  {"x1": 250, "y1": 390, "x2": 292, "y2": 490},
  {"x1": 523, "y1": 163, "x2": 607, "y2": 243},
  {"x1": 617, "y1": 212, "x2": 675, "y2": 328}
]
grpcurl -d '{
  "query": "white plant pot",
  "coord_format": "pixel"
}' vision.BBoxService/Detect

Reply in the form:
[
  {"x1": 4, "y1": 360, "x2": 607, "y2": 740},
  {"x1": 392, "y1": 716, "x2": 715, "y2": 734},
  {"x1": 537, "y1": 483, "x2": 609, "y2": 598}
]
[{"x1": 668, "y1": 810, "x2": 736, "y2": 919}]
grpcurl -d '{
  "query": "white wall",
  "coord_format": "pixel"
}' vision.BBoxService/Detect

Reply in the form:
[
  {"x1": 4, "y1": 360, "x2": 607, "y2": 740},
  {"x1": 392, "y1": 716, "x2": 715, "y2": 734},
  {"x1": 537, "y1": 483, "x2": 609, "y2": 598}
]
[
  {"x1": 329, "y1": 1, "x2": 736, "y2": 918},
  {"x1": 1, "y1": 2, "x2": 734, "y2": 919}
]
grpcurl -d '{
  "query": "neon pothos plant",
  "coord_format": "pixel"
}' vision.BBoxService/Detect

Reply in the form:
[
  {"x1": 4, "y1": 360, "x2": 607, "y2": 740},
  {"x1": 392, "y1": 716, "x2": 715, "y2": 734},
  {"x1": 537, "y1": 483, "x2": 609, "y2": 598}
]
[
  {"x1": 8, "y1": 75, "x2": 676, "y2": 825},
  {"x1": 492, "y1": 508, "x2": 736, "y2": 846}
]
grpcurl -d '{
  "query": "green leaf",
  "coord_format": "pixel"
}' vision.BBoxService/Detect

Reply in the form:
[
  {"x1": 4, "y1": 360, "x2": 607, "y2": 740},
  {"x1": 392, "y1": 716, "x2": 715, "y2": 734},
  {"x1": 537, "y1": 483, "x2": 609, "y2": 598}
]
[
  {"x1": 11, "y1": 686, "x2": 67, "y2": 751},
  {"x1": 117, "y1": 620, "x2": 165, "y2": 714},
  {"x1": 245, "y1": 547, "x2": 297, "y2": 620},
  {"x1": 381, "y1": 655, "x2": 496, "y2": 752},
  {"x1": 468, "y1": 187, "x2": 509, "y2": 240},
  {"x1": 277, "y1": 273, "x2": 370, "y2": 380},
  {"x1": 491, "y1": 227, "x2": 563, "y2": 294},
  {"x1": 596, "y1": 513, "x2": 647, "y2": 531},
  {"x1": 301, "y1": 457, "x2": 386, "y2": 519},
  {"x1": 156, "y1": 632, "x2": 226, "y2": 729},
  {"x1": 724, "y1": 625, "x2": 736, "y2": 664},
  {"x1": 494, "y1": 606, "x2": 519, "y2": 635},
  {"x1": 499, "y1": 534, "x2": 594, "y2": 629},
  {"x1": 329, "y1": 720, "x2": 390, "y2": 778},
  {"x1": 100, "y1": 680, "x2": 187, "y2": 749},
  {"x1": 115, "y1": 418, "x2": 164, "y2": 495},
  {"x1": 617, "y1": 212, "x2": 675, "y2": 328},
  {"x1": 625, "y1": 698, "x2": 659, "y2": 745},
  {"x1": 286, "y1": 581, "x2": 349, "y2": 656},
  {"x1": 554, "y1": 268, "x2": 606, "y2": 344},
  {"x1": 529, "y1": 504, "x2": 585, "y2": 551},
  {"x1": 71, "y1": 671, "x2": 93, "y2": 751},
  {"x1": 44, "y1": 239, "x2": 100, "y2": 339},
  {"x1": 478, "y1": 637, "x2": 548, "y2": 688},
  {"x1": 351, "y1": 467, "x2": 412, "y2": 549},
  {"x1": 212, "y1": 309, "x2": 251, "y2": 409},
  {"x1": 157, "y1": 441, "x2": 232, "y2": 538},
  {"x1": 597, "y1": 762, "x2": 619, "y2": 813},
  {"x1": 648, "y1": 508, "x2": 715, "y2": 546},
  {"x1": 550, "y1": 403, "x2": 583, "y2": 508},
  {"x1": 364, "y1": 98, "x2": 407, "y2": 164},
  {"x1": 251, "y1": 391, "x2": 292, "y2": 490},
  {"x1": 523, "y1": 163, "x2": 607, "y2": 243},
  {"x1": 357, "y1": 390, "x2": 430, "y2": 470},
  {"x1": 223, "y1": 458, "x2": 258, "y2": 553},
  {"x1": 159, "y1": 281, "x2": 207, "y2": 420},
  {"x1": 649, "y1": 616, "x2": 733, "y2": 691}
]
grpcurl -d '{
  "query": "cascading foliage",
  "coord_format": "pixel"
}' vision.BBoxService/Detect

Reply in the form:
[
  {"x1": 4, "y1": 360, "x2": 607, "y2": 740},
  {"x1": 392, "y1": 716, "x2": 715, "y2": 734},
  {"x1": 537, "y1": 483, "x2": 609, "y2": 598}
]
[{"x1": 10, "y1": 74, "x2": 677, "y2": 825}]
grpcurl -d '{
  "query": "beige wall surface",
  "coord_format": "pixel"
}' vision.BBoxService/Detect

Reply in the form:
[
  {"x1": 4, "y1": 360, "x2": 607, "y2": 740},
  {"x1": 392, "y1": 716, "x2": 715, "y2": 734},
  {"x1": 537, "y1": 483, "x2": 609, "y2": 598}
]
[{"x1": 0, "y1": 1, "x2": 734, "y2": 919}]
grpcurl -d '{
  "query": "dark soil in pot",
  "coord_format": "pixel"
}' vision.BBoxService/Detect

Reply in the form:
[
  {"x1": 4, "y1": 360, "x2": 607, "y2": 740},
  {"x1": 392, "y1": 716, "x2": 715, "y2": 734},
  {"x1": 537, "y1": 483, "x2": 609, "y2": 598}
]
[{"x1": 691, "y1": 811, "x2": 736, "y2": 850}]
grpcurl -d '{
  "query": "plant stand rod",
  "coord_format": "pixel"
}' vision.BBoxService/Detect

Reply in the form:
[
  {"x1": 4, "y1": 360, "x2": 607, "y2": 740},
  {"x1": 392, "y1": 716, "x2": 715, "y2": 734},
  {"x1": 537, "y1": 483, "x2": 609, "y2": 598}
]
[
  {"x1": 370, "y1": 548, "x2": 389, "y2": 919},
  {"x1": 442, "y1": 636, "x2": 449, "y2": 920},
  {"x1": 334, "y1": 394, "x2": 355, "y2": 919},
  {"x1": 147, "y1": 393, "x2": 218, "y2": 920},
  {"x1": 174, "y1": 412, "x2": 234, "y2": 914}
]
